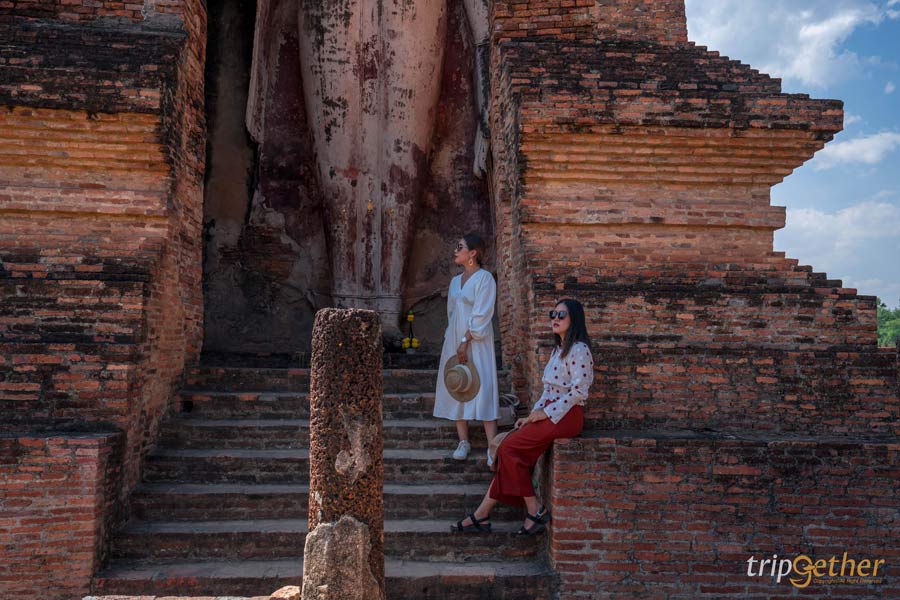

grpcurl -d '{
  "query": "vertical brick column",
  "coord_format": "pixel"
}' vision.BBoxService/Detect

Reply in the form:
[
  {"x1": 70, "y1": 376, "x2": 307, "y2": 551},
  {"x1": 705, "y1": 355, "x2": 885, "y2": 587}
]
[
  {"x1": 0, "y1": 431, "x2": 122, "y2": 600},
  {"x1": 302, "y1": 308, "x2": 384, "y2": 600}
]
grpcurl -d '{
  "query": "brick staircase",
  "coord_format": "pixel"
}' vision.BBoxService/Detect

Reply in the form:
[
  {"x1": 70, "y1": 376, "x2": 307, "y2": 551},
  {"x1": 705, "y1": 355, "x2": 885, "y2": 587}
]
[{"x1": 92, "y1": 355, "x2": 554, "y2": 599}]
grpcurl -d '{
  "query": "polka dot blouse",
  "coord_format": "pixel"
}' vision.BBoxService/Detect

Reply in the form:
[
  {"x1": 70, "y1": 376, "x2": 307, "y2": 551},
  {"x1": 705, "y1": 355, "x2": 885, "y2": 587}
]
[{"x1": 532, "y1": 341, "x2": 595, "y2": 424}]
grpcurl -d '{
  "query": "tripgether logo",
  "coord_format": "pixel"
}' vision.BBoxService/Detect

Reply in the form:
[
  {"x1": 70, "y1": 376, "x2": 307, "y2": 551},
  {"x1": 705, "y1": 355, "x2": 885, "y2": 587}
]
[{"x1": 746, "y1": 552, "x2": 886, "y2": 588}]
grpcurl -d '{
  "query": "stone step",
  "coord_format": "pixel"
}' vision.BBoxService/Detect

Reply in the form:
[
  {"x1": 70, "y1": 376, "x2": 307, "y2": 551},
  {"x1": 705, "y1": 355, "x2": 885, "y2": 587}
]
[
  {"x1": 110, "y1": 519, "x2": 538, "y2": 562},
  {"x1": 143, "y1": 448, "x2": 495, "y2": 484},
  {"x1": 158, "y1": 417, "x2": 499, "y2": 449},
  {"x1": 198, "y1": 350, "x2": 445, "y2": 370},
  {"x1": 185, "y1": 367, "x2": 430, "y2": 393},
  {"x1": 130, "y1": 483, "x2": 523, "y2": 521},
  {"x1": 178, "y1": 391, "x2": 441, "y2": 420},
  {"x1": 184, "y1": 367, "x2": 511, "y2": 393},
  {"x1": 93, "y1": 558, "x2": 554, "y2": 599}
]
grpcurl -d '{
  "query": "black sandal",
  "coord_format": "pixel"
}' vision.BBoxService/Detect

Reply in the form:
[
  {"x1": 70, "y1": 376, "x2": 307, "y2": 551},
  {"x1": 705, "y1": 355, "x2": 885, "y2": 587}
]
[
  {"x1": 451, "y1": 512, "x2": 492, "y2": 533},
  {"x1": 516, "y1": 507, "x2": 551, "y2": 536}
]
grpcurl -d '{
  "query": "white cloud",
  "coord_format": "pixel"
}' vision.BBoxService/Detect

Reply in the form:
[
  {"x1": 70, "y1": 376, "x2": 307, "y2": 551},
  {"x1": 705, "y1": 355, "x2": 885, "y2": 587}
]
[
  {"x1": 844, "y1": 113, "x2": 863, "y2": 126},
  {"x1": 783, "y1": 201, "x2": 900, "y2": 260},
  {"x1": 811, "y1": 132, "x2": 900, "y2": 170},
  {"x1": 840, "y1": 277, "x2": 900, "y2": 306},
  {"x1": 890, "y1": 0, "x2": 900, "y2": 18},
  {"x1": 886, "y1": 81, "x2": 896, "y2": 93},
  {"x1": 776, "y1": 199, "x2": 900, "y2": 306},
  {"x1": 685, "y1": 0, "x2": 897, "y2": 89}
]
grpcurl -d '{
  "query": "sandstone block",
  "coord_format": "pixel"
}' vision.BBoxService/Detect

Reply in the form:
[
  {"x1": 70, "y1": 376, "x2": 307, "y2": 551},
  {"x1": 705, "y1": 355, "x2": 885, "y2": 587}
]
[{"x1": 301, "y1": 515, "x2": 381, "y2": 600}]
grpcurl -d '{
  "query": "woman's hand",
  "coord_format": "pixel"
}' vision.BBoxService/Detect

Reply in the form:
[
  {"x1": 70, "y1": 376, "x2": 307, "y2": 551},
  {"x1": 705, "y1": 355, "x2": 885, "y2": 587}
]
[
  {"x1": 456, "y1": 341, "x2": 469, "y2": 364},
  {"x1": 513, "y1": 417, "x2": 529, "y2": 430},
  {"x1": 528, "y1": 410, "x2": 549, "y2": 424}
]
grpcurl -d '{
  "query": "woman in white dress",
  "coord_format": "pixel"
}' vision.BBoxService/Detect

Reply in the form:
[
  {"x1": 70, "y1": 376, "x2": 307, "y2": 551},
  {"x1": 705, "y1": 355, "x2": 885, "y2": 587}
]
[{"x1": 433, "y1": 233, "x2": 499, "y2": 463}]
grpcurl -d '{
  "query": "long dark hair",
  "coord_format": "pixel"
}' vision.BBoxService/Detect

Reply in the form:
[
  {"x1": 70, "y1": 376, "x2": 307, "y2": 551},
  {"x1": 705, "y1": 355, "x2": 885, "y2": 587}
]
[
  {"x1": 462, "y1": 233, "x2": 487, "y2": 267},
  {"x1": 552, "y1": 298, "x2": 591, "y2": 358}
]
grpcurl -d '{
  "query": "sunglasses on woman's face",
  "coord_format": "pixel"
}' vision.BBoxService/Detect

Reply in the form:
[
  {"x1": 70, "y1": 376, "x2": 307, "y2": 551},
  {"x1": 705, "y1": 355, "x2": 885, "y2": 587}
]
[
  {"x1": 549, "y1": 310, "x2": 568, "y2": 320},
  {"x1": 456, "y1": 243, "x2": 467, "y2": 252}
]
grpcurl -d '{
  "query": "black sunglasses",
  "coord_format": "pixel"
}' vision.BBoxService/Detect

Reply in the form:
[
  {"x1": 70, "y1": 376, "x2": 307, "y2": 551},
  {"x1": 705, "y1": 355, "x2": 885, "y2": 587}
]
[
  {"x1": 456, "y1": 243, "x2": 467, "y2": 251},
  {"x1": 549, "y1": 310, "x2": 568, "y2": 320}
]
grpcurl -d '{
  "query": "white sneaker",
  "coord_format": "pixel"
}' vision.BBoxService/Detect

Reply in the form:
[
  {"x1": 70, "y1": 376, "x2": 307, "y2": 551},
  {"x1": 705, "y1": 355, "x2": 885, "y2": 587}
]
[
  {"x1": 486, "y1": 446, "x2": 493, "y2": 468},
  {"x1": 452, "y1": 440, "x2": 471, "y2": 461}
]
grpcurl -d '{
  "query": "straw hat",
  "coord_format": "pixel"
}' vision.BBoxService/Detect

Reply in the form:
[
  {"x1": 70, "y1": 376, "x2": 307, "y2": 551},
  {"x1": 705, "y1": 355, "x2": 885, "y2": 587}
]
[{"x1": 443, "y1": 354, "x2": 481, "y2": 403}]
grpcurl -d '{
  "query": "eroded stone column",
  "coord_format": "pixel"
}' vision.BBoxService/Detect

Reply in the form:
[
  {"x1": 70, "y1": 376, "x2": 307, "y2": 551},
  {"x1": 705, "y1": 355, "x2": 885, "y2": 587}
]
[{"x1": 302, "y1": 308, "x2": 384, "y2": 600}]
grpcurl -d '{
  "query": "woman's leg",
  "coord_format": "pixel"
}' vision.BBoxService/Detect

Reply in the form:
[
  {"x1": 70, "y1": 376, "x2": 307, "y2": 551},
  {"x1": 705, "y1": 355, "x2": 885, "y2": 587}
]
[
  {"x1": 483, "y1": 419, "x2": 497, "y2": 442},
  {"x1": 455, "y1": 486, "x2": 499, "y2": 528},
  {"x1": 523, "y1": 496, "x2": 541, "y2": 517},
  {"x1": 495, "y1": 406, "x2": 585, "y2": 529},
  {"x1": 522, "y1": 407, "x2": 585, "y2": 530},
  {"x1": 455, "y1": 420, "x2": 469, "y2": 441},
  {"x1": 487, "y1": 423, "x2": 553, "y2": 508},
  {"x1": 475, "y1": 492, "x2": 499, "y2": 519}
]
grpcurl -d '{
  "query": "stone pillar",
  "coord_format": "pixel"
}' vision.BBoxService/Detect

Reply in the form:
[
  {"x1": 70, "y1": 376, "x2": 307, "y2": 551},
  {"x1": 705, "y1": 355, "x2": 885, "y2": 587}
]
[{"x1": 302, "y1": 308, "x2": 384, "y2": 600}]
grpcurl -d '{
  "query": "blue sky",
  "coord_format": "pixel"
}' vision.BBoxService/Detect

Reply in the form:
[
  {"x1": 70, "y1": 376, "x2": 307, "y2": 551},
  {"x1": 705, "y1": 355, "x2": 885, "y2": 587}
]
[{"x1": 685, "y1": 0, "x2": 900, "y2": 308}]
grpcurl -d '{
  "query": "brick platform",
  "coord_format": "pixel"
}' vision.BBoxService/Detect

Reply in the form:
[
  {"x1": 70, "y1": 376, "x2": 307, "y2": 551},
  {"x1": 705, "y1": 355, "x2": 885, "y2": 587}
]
[
  {"x1": 549, "y1": 433, "x2": 900, "y2": 598},
  {"x1": 0, "y1": 431, "x2": 122, "y2": 600}
]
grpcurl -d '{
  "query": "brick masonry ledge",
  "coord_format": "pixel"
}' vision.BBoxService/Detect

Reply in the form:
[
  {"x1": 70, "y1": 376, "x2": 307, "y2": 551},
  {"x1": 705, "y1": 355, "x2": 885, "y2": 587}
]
[
  {"x1": 555, "y1": 428, "x2": 900, "y2": 448},
  {"x1": 84, "y1": 596, "x2": 271, "y2": 600},
  {"x1": 0, "y1": 426, "x2": 121, "y2": 441}
]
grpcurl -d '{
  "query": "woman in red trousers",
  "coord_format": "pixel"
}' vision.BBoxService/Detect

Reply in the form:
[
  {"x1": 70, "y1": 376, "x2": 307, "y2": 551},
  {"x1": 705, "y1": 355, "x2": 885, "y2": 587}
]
[{"x1": 451, "y1": 297, "x2": 594, "y2": 536}]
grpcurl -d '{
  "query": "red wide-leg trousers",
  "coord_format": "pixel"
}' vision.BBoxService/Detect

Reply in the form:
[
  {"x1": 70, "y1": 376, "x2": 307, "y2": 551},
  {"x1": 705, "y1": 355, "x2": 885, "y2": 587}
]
[{"x1": 488, "y1": 405, "x2": 584, "y2": 507}]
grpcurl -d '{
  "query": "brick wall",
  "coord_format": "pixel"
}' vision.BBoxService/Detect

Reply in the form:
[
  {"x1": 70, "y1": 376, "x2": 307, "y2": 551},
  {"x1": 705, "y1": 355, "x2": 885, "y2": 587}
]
[
  {"x1": 585, "y1": 346, "x2": 898, "y2": 435},
  {"x1": 486, "y1": 3, "x2": 900, "y2": 598},
  {"x1": 489, "y1": 40, "x2": 534, "y2": 397},
  {"x1": 0, "y1": 109, "x2": 171, "y2": 457},
  {"x1": 492, "y1": 0, "x2": 687, "y2": 44},
  {"x1": 591, "y1": 0, "x2": 687, "y2": 43},
  {"x1": 549, "y1": 435, "x2": 900, "y2": 598},
  {"x1": 1, "y1": 0, "x2": 186, "y2": 21},
  {"x1": 0, "y1": 0, "x2": 206, "y2": 595},
  {"x1": 0, "y1": 431, "x2": 123, "y2": 600},
  {"x1": 1, "y1": 0, "x2": 206, "y2": 479}
]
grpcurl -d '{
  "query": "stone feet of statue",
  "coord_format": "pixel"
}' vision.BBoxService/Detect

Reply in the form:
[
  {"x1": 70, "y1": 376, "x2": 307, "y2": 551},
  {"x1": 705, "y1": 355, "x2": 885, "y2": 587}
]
[{"x1": 381, "y1": 320, "x2": 405, "y2": 352}]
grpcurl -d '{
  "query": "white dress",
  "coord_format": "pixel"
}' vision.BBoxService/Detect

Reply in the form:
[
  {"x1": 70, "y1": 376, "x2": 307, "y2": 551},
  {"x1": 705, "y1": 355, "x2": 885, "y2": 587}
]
[{"x1": 433, "y1": 269, "x2": 499, "y2": 421}]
